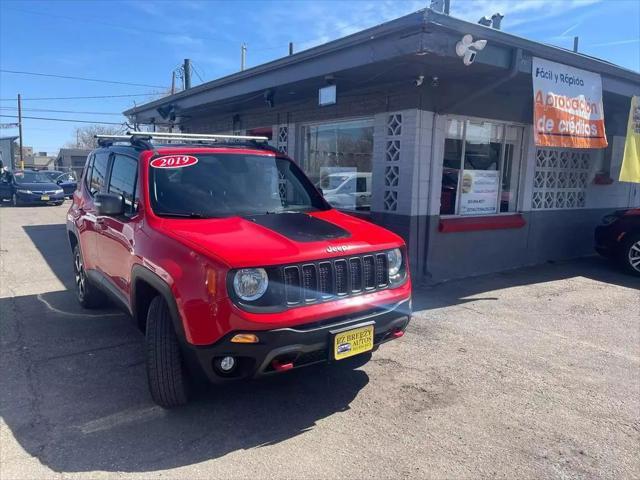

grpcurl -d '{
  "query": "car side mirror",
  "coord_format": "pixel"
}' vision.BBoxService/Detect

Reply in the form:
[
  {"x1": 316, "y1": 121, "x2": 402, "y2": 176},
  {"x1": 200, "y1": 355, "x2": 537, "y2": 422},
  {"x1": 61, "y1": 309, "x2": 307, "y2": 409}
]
[
  {"x1": 95, "y1": 192, "x2": 124, "y2": 216},
  {"x1": 56, "y1": 179, "x2": 63, "y2": 185}
]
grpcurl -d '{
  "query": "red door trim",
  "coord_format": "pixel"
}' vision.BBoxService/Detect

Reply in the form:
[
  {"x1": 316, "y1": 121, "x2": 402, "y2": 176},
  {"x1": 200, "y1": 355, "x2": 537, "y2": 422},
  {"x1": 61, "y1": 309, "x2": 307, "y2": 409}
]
[{"x1": 439, "y1": 214, "x2": 526, "y2": 233}]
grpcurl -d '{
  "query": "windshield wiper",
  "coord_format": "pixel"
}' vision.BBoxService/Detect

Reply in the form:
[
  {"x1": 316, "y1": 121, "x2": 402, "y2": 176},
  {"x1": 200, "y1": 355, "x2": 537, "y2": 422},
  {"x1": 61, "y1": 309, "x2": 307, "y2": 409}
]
[
  {"x1": 154, "y1": 211, "x2": 217, "y2": 219},
  {"x1": 264, "y1": 206, "x2": 315, "y2": 214}
]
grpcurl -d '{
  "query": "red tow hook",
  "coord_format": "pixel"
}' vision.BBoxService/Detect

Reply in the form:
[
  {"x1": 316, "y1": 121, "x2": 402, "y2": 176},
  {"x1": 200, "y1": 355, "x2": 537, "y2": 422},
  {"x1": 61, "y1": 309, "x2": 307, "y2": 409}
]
[
  {"x1": 391, "y1": 329, "x2": 405, "y2": 339},
  {"x1": 271, "y1": 359, "x2": 294, "y2": 372}
]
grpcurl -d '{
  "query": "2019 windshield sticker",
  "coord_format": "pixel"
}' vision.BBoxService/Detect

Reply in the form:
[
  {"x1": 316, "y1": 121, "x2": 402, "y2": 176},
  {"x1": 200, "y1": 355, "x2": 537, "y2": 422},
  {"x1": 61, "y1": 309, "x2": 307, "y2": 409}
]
[{"x1": 150, "y1": 155, "x2": 199, "y2": 169}]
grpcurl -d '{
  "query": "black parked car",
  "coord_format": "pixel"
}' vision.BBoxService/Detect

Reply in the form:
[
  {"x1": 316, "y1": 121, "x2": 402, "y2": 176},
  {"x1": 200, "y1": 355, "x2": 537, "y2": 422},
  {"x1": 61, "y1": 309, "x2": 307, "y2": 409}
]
[
  {"x1": 0, "y1": 170, "x2": 65, "y2": 206},
  {"x1": 595, "y1": 208, "x2": 640, "y2": 276},
  {"x1": 40, "y1": 170, "x2": 77, "y2": 197}
]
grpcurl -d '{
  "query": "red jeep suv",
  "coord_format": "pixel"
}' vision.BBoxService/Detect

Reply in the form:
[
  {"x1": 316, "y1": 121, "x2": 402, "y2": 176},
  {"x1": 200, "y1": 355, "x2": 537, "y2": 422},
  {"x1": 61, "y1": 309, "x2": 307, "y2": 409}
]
[{"x1": 67, "y1": 132, "x2": 412, "y2": 408}]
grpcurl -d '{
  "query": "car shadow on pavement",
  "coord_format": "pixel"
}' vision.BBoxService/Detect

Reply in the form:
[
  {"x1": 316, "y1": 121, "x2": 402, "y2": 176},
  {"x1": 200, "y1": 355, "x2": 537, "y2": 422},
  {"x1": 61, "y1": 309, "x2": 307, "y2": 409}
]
[
  {"x1": 413, "y1": 256, "x2": 640, "y2": 312},
  {"x1": 23, "y1": 223, "x2": 76, "y2": 289},
  {"x1": 1, "y1": 287, "x2": 370, "y2": 473}
]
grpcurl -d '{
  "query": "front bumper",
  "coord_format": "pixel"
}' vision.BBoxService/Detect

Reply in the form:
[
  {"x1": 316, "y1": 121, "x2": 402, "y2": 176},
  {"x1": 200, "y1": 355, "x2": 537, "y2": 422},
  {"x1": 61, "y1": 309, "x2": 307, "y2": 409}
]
[
  {"x1": 187, "y1": 298, "x2": 411, "y2": 383},
  {"x1": 15, "y1": 191, "x2": 65, "y2": 204}
]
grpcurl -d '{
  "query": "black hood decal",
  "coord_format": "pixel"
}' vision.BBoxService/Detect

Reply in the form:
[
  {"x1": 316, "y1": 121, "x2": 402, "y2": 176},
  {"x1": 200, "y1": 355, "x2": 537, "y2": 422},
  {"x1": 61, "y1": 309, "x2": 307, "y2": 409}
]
[{"x1": 245, "y1": 213, "x2": 350, "y2": 242}]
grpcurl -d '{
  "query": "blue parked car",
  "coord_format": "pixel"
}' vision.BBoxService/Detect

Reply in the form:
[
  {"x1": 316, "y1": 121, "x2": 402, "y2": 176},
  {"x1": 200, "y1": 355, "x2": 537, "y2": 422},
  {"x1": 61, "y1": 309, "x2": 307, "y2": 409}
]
[
  {"x1": 40, "y1": 170, "x2": 78, "y2": 197},
  {"x1": 0, "y1": 169, "x2": 65, "y2": 206}
]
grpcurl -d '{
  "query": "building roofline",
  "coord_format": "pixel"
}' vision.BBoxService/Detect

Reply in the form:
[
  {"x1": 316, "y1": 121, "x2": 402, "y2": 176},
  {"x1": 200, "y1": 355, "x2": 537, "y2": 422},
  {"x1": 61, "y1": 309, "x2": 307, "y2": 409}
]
[
  {"x1": 125, "y1": 7, "x2": 639, "y2": 118},
  {"x1": 55, "y1": 148, "x2": 92, "y2": 158}
]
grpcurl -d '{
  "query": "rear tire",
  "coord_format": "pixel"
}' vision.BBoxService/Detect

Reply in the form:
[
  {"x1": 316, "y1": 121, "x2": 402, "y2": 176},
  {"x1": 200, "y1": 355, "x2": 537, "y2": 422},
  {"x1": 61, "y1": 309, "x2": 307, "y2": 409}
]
[
  {"x1": 145, "y1": 296, "x2": 190, "y2": 408},
  {"x1": 72, "y1": 244, "x2": 107, "y2": 308},
  {"x1": 621, "y1": 233, "x2": 640, "y2": 276}
]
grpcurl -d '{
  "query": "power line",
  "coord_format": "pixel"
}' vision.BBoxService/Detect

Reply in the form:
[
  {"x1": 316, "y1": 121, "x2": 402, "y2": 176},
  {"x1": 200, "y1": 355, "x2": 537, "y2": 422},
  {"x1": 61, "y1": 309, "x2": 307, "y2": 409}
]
[
  {"x1": 0, "y1": 114, "x2": 126, "y2": 125},
  {"x1": 191, "y1": 63, "x2": 205, "y2": 83},
  {"x1": 0, "y1": 93, "x2": 163, "y2": 101},
  {"x1": 0, "y1": 69, "x2": 165, "y2": 89},
  {"x1": 0, "y1": 107, "x2": 123, "y2": 116}
]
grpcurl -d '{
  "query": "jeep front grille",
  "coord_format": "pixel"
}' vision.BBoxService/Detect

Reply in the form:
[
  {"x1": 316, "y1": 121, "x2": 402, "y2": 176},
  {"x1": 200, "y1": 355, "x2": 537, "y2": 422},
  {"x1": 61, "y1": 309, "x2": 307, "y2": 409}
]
[
  {"x1": 281, "y1": 252, "x2": 389, "y2": 306},
  {"x1": 283, "y1": 266, "x2": 301, "y2": 304}
]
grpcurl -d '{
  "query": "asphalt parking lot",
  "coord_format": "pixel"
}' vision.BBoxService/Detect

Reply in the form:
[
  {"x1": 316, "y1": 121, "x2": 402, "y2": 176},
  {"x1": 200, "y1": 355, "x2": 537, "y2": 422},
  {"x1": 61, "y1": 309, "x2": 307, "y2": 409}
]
[{"x1": 1, "y1": 203, "x2": 639, "y2": 479}]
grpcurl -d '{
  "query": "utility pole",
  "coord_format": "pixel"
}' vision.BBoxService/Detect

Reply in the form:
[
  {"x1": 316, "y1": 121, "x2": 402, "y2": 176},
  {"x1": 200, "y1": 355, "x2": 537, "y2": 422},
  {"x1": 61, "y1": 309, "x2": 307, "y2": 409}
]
[
  {"x1": 241, "y1": 43, "x2": 247, "y2": 71},
  {"x1": 183, "y1": 58, "x2": 191, "y2": 90},
  {"x1": 17, "y1": 94, "x2": 24, "y2": 170},
  {"x1": 171, "y1": 71, "x2": 176, "y2": 95},
  {"x1": 573, "y1": 36, "x2": 579, "y2": 52},
  {"x1": 289, "y1": 42, "x2": 294, "y2": 55}
]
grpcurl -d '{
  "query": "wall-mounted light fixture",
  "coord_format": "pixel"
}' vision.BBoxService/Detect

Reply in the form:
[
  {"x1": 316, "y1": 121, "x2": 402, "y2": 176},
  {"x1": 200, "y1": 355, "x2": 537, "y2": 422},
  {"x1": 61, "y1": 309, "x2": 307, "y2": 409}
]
[{"x1": 319, "y1": 84, "x2": 337, "y2": 106}]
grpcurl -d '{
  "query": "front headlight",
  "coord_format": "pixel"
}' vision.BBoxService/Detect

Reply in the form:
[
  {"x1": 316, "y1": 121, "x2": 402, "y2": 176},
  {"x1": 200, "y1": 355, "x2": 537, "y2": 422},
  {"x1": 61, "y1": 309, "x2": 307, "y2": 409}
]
[
  {"x1": 387, "y1": 248, "x2": 403, "y2": 277},
  {"x1": 233, "y1": 268, "x2": 268, "y2": 301},
  {"x1": 55, "y1": 189, "x2": 64, "y2": 195},
  {"x1": 16, "y1": 189, "x2": 32, "y2": 194}
]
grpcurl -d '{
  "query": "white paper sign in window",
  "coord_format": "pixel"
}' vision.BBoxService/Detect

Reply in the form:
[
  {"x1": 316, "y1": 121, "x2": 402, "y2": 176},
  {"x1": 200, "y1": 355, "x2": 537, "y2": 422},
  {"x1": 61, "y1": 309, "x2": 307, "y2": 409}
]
[{"x1": 459, "y1": 170, "x2": 500, "y2": 215}]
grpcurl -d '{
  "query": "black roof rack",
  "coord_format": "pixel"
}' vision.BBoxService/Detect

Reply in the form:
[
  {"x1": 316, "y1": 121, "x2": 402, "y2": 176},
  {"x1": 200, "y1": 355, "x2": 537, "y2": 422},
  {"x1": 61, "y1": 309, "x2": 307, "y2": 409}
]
[{"x1": 94, "y1": 131, "x2": 277, "y2": 152}]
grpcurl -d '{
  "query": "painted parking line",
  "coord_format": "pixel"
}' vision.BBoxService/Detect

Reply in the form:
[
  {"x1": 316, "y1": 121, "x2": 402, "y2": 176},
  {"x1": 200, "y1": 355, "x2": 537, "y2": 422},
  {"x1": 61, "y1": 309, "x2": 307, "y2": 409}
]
[{"x1": 77, "y1": 406, "x2": 165, "y2": 434}]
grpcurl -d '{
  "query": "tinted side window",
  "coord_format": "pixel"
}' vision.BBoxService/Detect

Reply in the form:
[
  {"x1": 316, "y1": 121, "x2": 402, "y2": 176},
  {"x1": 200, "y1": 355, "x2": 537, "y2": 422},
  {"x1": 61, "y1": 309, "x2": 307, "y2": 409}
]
[
  {"x1": 84, "y1": 154, "x2": 94, "y2": 191},
  {"x1": 356, "y1": 177, "x2": 368, "y2": 192},
  {"x1": 90, "y1": 152, "x2": 109, "y2": 195},
  {"x1": 108, "y1": 154, "x2": 138, "y2": 215}
]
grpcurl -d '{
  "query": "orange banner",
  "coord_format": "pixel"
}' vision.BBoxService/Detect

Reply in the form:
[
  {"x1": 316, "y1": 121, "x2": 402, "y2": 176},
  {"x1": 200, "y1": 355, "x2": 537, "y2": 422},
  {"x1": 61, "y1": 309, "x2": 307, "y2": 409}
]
[{"x1": 533, "y1": 103, "x2": 607, "y2": 148}]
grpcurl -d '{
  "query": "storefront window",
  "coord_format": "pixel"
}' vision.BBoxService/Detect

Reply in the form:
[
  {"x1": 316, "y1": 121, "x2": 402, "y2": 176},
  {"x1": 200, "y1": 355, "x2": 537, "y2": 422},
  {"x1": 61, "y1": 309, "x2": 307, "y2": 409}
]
[
  {"x1": 440, "y1": 118, "x2": 522, "y2": 216},
  {"x1": 302, "y1": 119, "x2": 374, "y2": 211}
]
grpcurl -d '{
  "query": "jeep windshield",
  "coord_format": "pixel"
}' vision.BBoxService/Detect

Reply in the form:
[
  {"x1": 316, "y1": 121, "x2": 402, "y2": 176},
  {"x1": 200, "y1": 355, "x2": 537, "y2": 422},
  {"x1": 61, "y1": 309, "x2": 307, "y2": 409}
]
[{"x1": 149, "y1": 153, "x2": 329, "y2": 218}]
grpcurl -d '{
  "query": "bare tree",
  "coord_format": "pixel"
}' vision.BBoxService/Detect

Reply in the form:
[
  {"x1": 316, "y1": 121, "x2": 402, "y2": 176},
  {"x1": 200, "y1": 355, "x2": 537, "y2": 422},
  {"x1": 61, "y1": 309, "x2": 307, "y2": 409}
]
[{"x1": 65, "y1": 124, "x2": 126, "y2": 149}]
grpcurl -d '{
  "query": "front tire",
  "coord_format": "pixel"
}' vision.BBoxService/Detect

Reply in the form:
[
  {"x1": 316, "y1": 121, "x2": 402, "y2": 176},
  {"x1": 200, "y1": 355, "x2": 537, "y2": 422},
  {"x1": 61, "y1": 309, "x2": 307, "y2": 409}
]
[
  {"x1": 145, "y1": 296, "x2": 190, "y2": 408},
  {"x1": 621, "y1": 233, "x2": 640, "y2": 276},
  {"x1": 72, "y1": 244, "x2": 107, "y2": 308}
]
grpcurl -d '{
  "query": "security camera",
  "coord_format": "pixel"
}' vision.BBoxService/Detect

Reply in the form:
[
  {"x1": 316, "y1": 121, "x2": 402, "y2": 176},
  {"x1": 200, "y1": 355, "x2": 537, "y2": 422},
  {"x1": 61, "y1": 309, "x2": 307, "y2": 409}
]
[
  {"x1": 463, "y1": 50, "x2": 476, "y2": 66},
  {"x1": 455, "y1": 34, "x2": 487, "y2": 66}
]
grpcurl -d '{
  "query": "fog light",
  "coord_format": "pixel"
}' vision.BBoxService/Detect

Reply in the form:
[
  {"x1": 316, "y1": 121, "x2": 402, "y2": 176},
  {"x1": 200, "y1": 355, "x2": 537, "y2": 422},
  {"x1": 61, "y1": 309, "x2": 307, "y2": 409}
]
[
  {"x1": 231, "y1": 333, "x2": 259, "y2": 344},
  {"x1": 219, "y1": 356, "x2": 235, "y2": 372}
]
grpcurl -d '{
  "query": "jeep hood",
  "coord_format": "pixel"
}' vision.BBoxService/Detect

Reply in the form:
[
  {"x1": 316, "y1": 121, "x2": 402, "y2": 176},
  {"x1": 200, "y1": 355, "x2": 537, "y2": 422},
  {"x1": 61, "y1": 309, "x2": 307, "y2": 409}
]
[{"x1": 160, "y1": 209, "x2": 404, "y2": 268}]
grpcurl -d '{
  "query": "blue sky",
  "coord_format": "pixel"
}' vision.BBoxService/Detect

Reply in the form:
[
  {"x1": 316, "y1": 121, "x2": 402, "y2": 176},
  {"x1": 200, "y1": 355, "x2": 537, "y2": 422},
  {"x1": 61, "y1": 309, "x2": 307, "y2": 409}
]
[{"x1": 1, "y1": 0, "x2": 638, "y2": 154}]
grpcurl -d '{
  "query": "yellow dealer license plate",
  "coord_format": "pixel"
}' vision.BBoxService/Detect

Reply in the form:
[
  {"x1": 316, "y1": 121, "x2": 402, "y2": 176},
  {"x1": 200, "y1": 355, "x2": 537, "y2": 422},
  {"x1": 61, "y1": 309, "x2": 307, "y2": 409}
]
[
  {"x1": 333, "y1": 324, "x2": 374, "y2": 361},
  {"x1": 41, "y1": 195, "x2": 49, "y2": 201}
]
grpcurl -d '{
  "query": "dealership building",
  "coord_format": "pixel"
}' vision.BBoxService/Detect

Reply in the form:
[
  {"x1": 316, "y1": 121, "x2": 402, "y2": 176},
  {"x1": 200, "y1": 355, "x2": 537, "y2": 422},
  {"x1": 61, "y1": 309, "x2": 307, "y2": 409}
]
[{"x1": 125, "y1": 7, "x2": 640, "y2": 282}]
